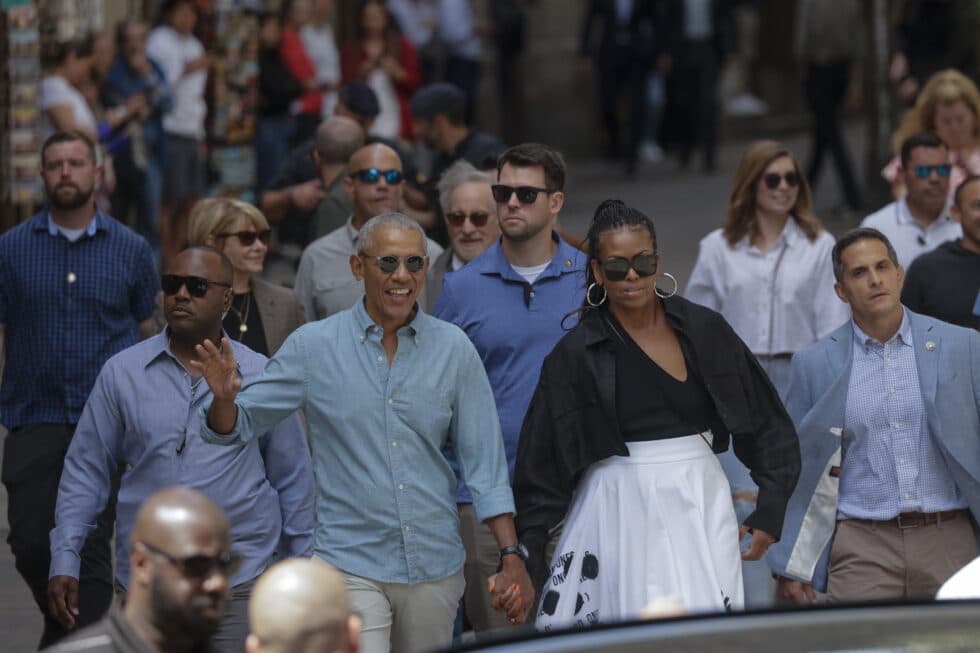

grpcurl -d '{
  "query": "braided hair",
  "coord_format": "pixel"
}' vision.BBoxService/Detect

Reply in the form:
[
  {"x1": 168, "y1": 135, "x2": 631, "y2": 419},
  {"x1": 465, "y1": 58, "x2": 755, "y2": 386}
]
[{"x1": 562, "y1": 200, "x2": 659, "y2": 328}]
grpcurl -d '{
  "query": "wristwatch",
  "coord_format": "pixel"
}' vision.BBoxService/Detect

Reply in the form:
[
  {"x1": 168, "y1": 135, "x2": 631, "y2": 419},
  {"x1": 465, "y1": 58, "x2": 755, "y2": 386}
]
[{"x1": 496, "y1": 543, "x2": 529, "y2": 572}]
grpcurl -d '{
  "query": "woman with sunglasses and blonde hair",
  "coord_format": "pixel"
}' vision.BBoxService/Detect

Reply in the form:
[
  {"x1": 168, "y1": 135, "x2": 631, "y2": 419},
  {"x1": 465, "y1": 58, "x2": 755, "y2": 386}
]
[
  {"x1": 188, "y1": 198, "x2": 305, "y2": 355},
  {"x1": 513, "y1": 199, "x2": 799, "y2": 627},
  {"x1": 685, "y1": 140, "x2": 848, "y2": 606}
]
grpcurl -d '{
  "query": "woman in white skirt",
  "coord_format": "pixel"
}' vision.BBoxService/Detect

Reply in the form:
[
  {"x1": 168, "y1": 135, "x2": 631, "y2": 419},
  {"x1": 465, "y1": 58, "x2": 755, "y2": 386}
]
[{"x1": 513, "y1": 200, "x2": 800, "y2": 630}]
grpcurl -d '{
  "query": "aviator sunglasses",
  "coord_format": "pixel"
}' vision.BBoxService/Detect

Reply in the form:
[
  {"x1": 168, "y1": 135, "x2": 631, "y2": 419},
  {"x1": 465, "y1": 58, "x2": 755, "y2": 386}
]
[
  {"x1": 763, "y1": 171, "x2": 800, "y2": 190},
  {"x1": 161, "y1": 274, "x2": 232, "y2": 297},
  {"x1": 351, "y1": 168, "x2": 404, "y2": 184},
  {"x1": 215, "y1": 229, "x2": 272, "y2": 246},
  {"x1": 138, "y1": 541, "x2": 242, "y2": 579},
  {"x1": 912, "y1": 164, "x2": 952, "y2": 179},
  {"x1": 491, "y1": 184, "x2": 555, "y2": 204},
  {"x1": 360, "y1": 253, "x2": 428, "y2": 274},
  {"x1": 445, "y1": 210, "x2": 491, "y2": 227},
  {"x1": 601, "y1": 253, "x2": 658, "y2": 281}
]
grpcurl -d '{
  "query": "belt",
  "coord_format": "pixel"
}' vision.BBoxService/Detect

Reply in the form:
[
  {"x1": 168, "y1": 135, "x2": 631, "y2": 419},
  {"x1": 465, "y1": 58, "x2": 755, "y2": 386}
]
[
  {"x1": 756, "y1": 353, "x2": 793, "y2": 361},
  {"x1": 856, "y1": 509, "x2": 970, "y2": 529}
]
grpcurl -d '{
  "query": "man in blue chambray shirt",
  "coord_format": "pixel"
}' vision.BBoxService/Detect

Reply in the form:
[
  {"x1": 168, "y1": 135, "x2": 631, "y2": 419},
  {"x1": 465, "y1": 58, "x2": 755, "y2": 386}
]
[
  {"x1": 0, "y1": 130, "x2": 159, "y2": 648},
  {"x1": 433, "y1": 143, "x2": 586, "y2": 633},
  {"x1": 196, "y1": 213, "x2": 534, "y2": 653},
  {"x1": 47, "y1": 246, "x2": 313, "y2": 653}
]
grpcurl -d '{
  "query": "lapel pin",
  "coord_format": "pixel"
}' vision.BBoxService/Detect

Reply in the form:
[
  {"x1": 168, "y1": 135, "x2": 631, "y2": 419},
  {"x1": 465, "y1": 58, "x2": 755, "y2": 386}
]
[
  {"x1": 565, "y1": 259, "x2": 572, "y2": 267},
  {"x1": 926, "y1": 341, "x2": 936, "y2": 351}
]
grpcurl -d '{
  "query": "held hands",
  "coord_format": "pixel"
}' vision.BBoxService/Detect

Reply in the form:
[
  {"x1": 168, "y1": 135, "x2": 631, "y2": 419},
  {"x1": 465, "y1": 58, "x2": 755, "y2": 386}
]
[
  {"x1": 738, "y1": 525, "x2": 775, "y2": 561},
  {"x1": 487, "y1": 559, "x2": 535, "y2": 625},
  {"x1": 48, "y1": 575, "x2": 79, "y2": 629},
  {"x1": 189, "y1": 337, "x2": 240, "y2": 401}
]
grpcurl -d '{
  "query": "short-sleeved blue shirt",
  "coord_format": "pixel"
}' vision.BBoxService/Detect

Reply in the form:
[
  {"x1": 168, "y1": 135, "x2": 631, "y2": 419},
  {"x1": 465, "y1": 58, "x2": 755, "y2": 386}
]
[
  {"x1": 434, "y1": 234, "x2": 587, "y2": 502},
  {"x1": 0, "y1": 211, "x2": 158, "y2": 429}
]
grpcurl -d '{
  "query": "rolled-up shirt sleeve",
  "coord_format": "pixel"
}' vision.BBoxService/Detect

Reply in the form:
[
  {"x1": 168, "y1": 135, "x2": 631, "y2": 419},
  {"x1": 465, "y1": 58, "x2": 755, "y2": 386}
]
[
  {"x1": 50, "y1": 369, "x2": 122, "y2": 579},
  {"x1": 450, "y1": 339, "x2": 515, "y2": 523},
  {"x1": 201, "y1": 330, "x2": 309, "y2": 447},
  {"x1": 258, "y1": 411, "x2": 314, "y2": 559}
]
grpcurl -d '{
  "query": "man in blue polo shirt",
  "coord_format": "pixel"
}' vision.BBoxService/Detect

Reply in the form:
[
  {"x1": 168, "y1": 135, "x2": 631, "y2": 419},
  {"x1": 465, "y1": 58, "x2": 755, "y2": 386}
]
[
  {"x1": 0, "y1": 130, "x2": 159, "y2": 647},
  {"x1": 433, "y1": 142, "x2": 586, "y2": 634}
]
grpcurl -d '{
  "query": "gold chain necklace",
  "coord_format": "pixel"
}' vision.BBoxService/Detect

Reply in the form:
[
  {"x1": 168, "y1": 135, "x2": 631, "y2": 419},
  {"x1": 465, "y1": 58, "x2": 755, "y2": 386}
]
[{"x1": 230, "y1": 291, "x2": 251, "y2": 339}]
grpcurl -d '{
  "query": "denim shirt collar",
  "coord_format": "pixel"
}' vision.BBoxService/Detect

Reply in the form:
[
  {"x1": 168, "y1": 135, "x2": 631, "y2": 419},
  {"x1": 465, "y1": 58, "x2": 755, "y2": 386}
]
[{"x1": 352, "y1": 296, "x2": 426, "y2": 343}]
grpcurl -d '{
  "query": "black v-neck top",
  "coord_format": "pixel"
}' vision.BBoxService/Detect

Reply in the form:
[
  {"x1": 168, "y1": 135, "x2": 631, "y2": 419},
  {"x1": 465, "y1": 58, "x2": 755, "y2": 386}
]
[{"x1": 610, "y1": 315, "x2": 718, "y2": 441}]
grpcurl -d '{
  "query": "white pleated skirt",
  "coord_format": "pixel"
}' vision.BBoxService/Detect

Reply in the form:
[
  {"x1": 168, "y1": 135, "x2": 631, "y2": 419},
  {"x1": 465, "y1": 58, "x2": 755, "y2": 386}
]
[{"x1": 535, "y1": 434, "x2": 743, "y2": 631}]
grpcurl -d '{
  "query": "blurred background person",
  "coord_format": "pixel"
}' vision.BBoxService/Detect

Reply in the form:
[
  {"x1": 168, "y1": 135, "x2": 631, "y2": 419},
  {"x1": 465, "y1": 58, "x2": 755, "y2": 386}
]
[
  {"x1": 438, "y1": 0, "x2": 482, "y2": 125},
  {"x1": 795, "y1": 0, "x2": 864, "y2": 213},
  {"x1": 341, "y1": 0, "x2": 422, "y2": 141},
  {"x1": 304, "y1": 0, "x2": 342, "y2": 121},
  {"x1": 103, "y1": 19, "x2": 172, "y2": 260},
  {"x1": 188, "y1": 198, "x2": 305, "y2": 356},
  {"x1": 148, "y1": 0, "x2": 210, "y2": 269},
  {"x1": 386, "y1": 0, "x2": 439, "y2": 84},
  {"x1": 883, "y1": 69, "x2": 980, "y2": 200},
  {"x1": 280, "y1": 0, "x2": 323, "y2": 146},
  {"x1": 686, "y1": 140, "x2": 848, "y2": 607},
  {"x1": 902, "y1": 174, "x2": 980, "y2": 330},
  {"x1": 41, "y1": 39, "x2": 99, "y2": 140},
  {"x1": 257, "y1": 10, "x2": 304, "y2": 194}
]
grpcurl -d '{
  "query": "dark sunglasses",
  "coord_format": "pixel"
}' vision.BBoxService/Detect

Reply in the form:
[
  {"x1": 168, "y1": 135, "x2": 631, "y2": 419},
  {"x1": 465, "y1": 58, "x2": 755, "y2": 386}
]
[
  {"x1": 601, "y1": 253, "x2": 658, "y2": 281},
  {"x1": 360, "y1": 253, "x2": 427, "y2": 274},
  {"x1": 139, "y1": 541, "x2": 242, "y2": 579},
  {"x1": 445, "y1": 210, "x2": 491, "y2": 227},
  {"x1": 763, "y1": 172, "x2": 800, "y2": 190},
  {"x1": 161, "y1": 274, "x2": 232, "y2": 297},
  {"x1": 491, "y1": 184, "x2": 555, "y2": 204},
  {"x1": 215, "y1": 229, "x2": 272, "y2": 246},
  {"x1": 351, "y1": 168, "x2": 404, "y2": 185},
  {"x1": 912, "y1": 164, "x2": 952, "y2": 179}
]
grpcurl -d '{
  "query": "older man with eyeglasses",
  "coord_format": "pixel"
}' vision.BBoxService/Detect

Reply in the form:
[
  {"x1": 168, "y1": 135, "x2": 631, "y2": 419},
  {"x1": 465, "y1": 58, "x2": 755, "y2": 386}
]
[
  {"x1": 294, "y1": 143, "x2": 442, "y2": 321},
  {"x1": 196, "y1": 212, "x2": 534, "y2": 653},
  {"x1": 47, "y1": 245, "x2": 314, "y2": 653}
]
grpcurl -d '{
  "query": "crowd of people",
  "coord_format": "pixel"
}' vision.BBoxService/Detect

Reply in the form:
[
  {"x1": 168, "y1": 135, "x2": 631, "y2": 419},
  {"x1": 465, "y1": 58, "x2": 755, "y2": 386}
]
[{"x1": 4, "y1": 2, "x2": 980, "y2": 653}]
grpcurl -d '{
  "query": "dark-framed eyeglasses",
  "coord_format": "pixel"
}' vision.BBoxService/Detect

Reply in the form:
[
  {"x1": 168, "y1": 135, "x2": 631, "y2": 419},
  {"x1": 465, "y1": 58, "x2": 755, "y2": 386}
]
[
  {"x1": 912, "y1": 164, "x2": 952, "y2": 179},
  {"x1": 161, "y1": 274, "x2": 232, "y2": 297},
  {"x1": 601, "y1": 252, "x2": 658, "y2": 281},
  {"x1": 445, "y1": 210, "x2": 491, "y2": 227},
  {"x1": 215, "y1": 229, "x2": 272, "y2": 246},
  {"x1": 351, "y1": 168, "x2": 404, "y2": 185},
  {"x1": 763, "y1": 172, "x2": 800, "y2": 190},
  {"x1": 138, "y1": 541, "x2": 242, "y2": 579},
  {"x1": 359, "y1": 253, "x2": 428, "y2": 274},
  {"x1": 491, "y1": 184, "x2": 555, "y2": 204}
]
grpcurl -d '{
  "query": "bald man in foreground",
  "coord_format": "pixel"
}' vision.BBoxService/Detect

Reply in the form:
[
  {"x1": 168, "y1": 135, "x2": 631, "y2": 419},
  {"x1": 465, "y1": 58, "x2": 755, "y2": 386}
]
[
  {"x1": 247, "y1": 558, "x2": 360, "y2": 653},
  {"x1": 47, "y1": 487, "x2": 234, "y2": 652}
]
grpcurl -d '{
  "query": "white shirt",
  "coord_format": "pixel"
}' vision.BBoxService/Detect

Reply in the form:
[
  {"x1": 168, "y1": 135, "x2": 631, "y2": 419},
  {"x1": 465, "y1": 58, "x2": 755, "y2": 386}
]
[
  {"x1": 937, "y1": 556, "x2": 980, "y2": 599},
  {"x1": 147, "y1": 25, "x2": 207, "y2": 139},
  {"x1": 511, "y1": 261, "x2": 550, "y2": 285},
  {"x1": 437, "y1": 0, "x2": 480, "y2": 60},
  {"x1": 41, "y1": 75, "x2": 97, "y2": 139},
  {"x1": 387, "y1": 0, "x2": 438, "y2": 48},
  {"x1": 301, "y1": 24, "x2": 341, "y2": 119},
  {"x1": 860, "y1": 199, "x2": 962, "y2": 270},
  {"x1": 686, "y1": 220, "x2": 850, "y2": 355}
]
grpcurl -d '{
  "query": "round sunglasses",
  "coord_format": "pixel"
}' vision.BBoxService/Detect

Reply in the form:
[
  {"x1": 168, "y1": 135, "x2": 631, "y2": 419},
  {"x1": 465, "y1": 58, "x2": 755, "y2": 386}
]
[
  {"x1": 763, "y1": 172, "x2": 800, "y2": 190},
  {"x1": 215, "y1": 229, "x2": 272, "y2": 246},
  {"x1": 601, "y1": 253, "x2": 658, "y2": 281},
  {"x1": 445, "y1": 210, "x2": 491, "y2": 227},
  {"x1": 351, "y1": 168, "x2": 404, "y2": 185}
]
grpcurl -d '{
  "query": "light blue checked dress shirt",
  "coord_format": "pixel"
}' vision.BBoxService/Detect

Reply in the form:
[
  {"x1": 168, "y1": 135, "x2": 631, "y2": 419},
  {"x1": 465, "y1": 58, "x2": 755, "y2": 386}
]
[
  {"x1": 838, "y1": 310, "x2": 967, "y2": 520},
  {"x1": 201, "y1": 299, "x2": 515, "y2": 584}
]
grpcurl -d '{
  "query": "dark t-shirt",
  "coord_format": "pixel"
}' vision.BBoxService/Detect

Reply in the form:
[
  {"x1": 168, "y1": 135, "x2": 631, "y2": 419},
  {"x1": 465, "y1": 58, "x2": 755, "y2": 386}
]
[{"x1": 901, "y1": 239, "x2": 980, "y2": 329}]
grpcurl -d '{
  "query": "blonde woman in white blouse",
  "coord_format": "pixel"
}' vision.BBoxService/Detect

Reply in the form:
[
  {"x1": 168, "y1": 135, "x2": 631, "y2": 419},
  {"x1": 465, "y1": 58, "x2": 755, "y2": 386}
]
[{"x1": 686, "y1": 140, "x2": 849, "y2": 607}]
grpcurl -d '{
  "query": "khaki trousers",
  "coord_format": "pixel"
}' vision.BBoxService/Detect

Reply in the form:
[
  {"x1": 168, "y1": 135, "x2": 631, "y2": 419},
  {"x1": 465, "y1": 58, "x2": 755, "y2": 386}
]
[
  {"x1": 826, "y1": 514, "x2": 977, "y2": 602},
  {"x1": 343, "y1": 570, "x2": 464, "y2": 653},
  {"x1": 458, "y1": 503, "x2": 512, "y2": 635}
]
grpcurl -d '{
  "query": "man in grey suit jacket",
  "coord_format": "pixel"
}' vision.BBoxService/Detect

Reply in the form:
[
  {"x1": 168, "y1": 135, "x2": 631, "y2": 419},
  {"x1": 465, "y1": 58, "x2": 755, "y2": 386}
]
[{"x1": 769, "y1": 227, "x2": 980, "y2": 604}]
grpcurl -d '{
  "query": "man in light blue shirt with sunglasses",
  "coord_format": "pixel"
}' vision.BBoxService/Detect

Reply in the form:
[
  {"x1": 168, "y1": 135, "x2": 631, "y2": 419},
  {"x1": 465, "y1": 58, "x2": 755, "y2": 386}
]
[
  {"x1": 861, "y1": 132, "x2": 961, "y2": 269},
  {"x1": 295, "y1": 143, "x2": 442, "y2": 321}
]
